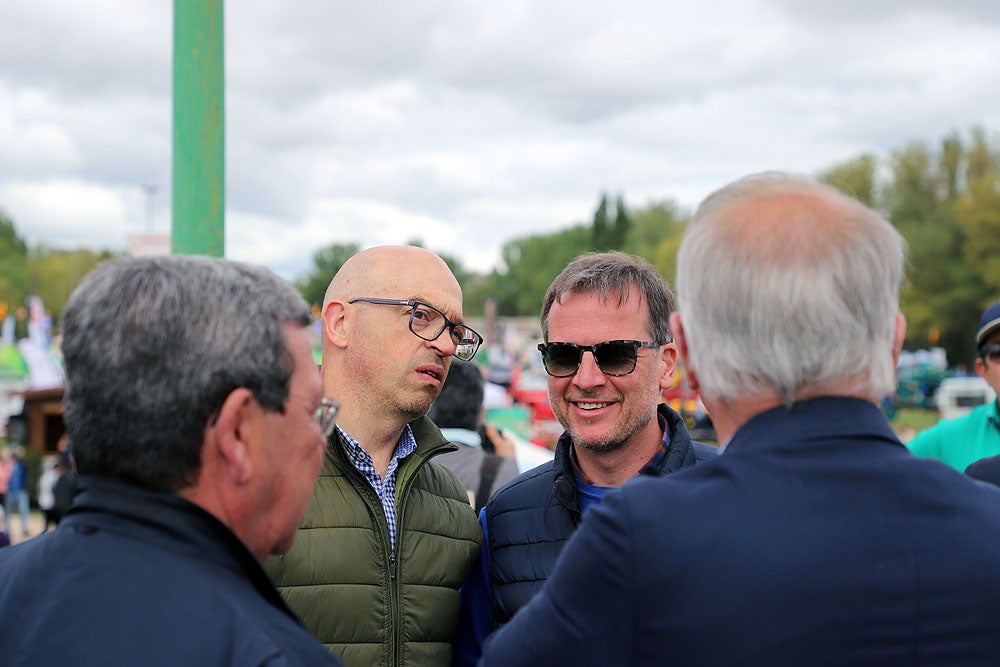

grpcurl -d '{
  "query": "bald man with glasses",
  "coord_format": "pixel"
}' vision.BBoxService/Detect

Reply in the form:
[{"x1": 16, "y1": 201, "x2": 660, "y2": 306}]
[
  {"x1": 452, "y1": 251, "x2": 717, "y2": 667},
  {"x1": 266, "y1": 245, "x2": 484, "y2": 667}
]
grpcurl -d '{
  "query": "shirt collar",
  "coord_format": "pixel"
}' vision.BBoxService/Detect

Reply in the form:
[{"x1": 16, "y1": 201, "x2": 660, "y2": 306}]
[{"x1": 339, "y1": 423, "x2": 418, "y2": 466}]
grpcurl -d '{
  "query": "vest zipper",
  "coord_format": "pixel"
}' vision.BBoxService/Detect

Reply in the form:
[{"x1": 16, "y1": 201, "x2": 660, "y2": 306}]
[{"x1": 391, "y1": 546, "x2": 401, "y2": 667}]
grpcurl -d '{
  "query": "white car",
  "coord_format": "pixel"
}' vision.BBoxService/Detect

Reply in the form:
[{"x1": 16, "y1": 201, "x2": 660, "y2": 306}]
[{"x1": 935, "y1": 376, "x2": 997, "y2": 421}]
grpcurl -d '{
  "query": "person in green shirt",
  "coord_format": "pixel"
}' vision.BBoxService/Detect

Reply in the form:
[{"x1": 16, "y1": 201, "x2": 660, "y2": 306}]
[{"x1": 908, "y1": 300, "x2": 1000, "y2": 471}]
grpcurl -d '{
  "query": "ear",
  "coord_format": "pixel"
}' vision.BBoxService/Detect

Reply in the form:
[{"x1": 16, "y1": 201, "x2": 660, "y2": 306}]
[
  {"x1": 209, "y1": 388, "x2": 258, "y2": 486},
  {"x1": 669, "y1": 312, "x2": 699, "y2": 393},
  {"x1": 322, "y1": 300, "x2": 350, "y2": 350},
  {"x1": 975, "y1": 357, "x2": 988, "y2": 381},
  {"x1": 891, "y1": 312, "x2": 906, "y2": 369},
  {"x1": 657, "y1": 341, "x2": 679, "y2": 391}
]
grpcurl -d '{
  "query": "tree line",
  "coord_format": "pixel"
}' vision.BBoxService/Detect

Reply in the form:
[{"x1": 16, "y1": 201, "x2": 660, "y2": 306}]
[{"x1": 2, "y1": 127, "x2": 998, "y2": 368}]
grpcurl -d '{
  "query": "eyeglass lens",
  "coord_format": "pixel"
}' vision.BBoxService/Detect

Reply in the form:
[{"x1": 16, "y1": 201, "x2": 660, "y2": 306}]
[
  {"x1": 984, "y1": 343, "x2": 1000, "y2": 363},
  {"x1": 541, "y1": 341, "x2": 642, "y2": 377},
  {"x1": 408, "y1": 303, "x2": 480, "y2": 361}
]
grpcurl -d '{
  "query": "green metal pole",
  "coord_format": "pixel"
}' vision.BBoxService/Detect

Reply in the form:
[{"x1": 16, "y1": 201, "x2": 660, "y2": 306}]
[{"x1": 172, "y1": 0, "x2": 224, "y2": 256}]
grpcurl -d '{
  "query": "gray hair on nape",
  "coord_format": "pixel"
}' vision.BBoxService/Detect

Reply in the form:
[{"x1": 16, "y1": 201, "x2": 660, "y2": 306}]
[{"x1": 676, "y1": 171, "x2": 907, "y2": 407}]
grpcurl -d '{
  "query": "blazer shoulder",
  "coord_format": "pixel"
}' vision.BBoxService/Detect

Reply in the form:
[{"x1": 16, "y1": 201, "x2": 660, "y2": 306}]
[{"x1": 691, "y1": 440, "x2": 720, "y2": 462}]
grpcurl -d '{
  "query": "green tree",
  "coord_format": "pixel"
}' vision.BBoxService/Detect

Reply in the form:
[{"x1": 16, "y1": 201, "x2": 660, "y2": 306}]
[
  {"x1": 957, "y1": 173, "x2": 1000, "y2": 296},
  {"x1": 0, "y1": 210, "x2": 29, "y2": 320},
  {"x1": 966, "y1": 127, "x2": 996, "y2": 182},
  {"x1": 820, "y1": 154, "x2": 878, "y2": 207},
  {"x1": 296, "y1": 243, "x2": 360, "y2": 308},
  {"x1": 591, "y1": 194, "x2": 610, "y2": 250},
  {"x1": 27, "y1": 247, "x2": 117, "y2": 324},
  {"x1": 493, "y1": 225, "x2": 592, "y2": 316},
  {"x1": 885, "y1": 134, "x2": 999, "y2": 366},
  {"x1": 622, "y1": 199, "x2": 687, "y2": 286},
  {"x1": 610, "y1": 194, "x2": 631, "y2": 250},
  {"x1": 939, "y1": 132, "x2": 963, "y2": 202}
]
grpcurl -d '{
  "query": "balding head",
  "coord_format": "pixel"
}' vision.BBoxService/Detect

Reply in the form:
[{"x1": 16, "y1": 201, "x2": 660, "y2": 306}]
[
  {"x1": 324, "y1": 246, "x2": 461, "y2": 308},
  {"x1": 674, "y1": 172, "x2": 906, "y2": 408}
]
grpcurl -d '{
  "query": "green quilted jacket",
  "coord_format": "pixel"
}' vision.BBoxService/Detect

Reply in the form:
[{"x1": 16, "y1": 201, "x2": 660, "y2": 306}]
[{"x1": 265, "y1": 416, "x2": 483, "y2": 667}]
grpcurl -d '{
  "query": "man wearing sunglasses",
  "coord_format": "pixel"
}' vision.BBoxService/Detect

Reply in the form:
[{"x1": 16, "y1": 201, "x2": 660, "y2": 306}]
[
  {"x1": 0, "y1": 256, "x2": 342, "y2": 665},
  {"x1": 266, "y1": 245, "x2": 483, "y2": 667},
  {"x1": 453, "y1": 252, "x2": 717, "y2": 667},
  {"x1": 908, "y1": 300, "x2": 1000, "y2": 475},
  {"x1": 480, "y1": 173, "x2": 1000, "y2": 666}
]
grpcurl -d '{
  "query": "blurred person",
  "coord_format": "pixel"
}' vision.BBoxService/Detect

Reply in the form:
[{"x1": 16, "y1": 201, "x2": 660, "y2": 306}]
[
  {"x1": 454, "y1": 252, "x2": 716, "y2": 666},
  {"x1": 0, "y1": 255, "x2": 343, "y2": 666},
  {"x1": 56, "y1": 431, "x2": 72, "y2": 470},
  {"x1": 908, "y1": 300, "x2": 1000, "y2": 472},
  {"x1": 36, "y1": 454, "x2": 59, "y2": 531},
  {"x1": 428, "y1": 359, "x2": 519, "y2": 512},
  {"x1": 3, "y1": 447, "x2": 29, "y2": 539},
  {"x1": 480, "y1": 173, "x2": 1000, "y2": 666},
  {"x1": 0, "y1": 448, "x2": 12, "y2": 528},
  {"x1": 266, "y1": 246, "x2": 483, "y2": 667}
]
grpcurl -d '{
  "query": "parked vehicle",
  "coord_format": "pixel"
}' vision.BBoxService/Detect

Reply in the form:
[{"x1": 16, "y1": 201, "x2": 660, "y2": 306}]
[{"x1": 935, "y1": 376, "x2": 996, "y2": 421}]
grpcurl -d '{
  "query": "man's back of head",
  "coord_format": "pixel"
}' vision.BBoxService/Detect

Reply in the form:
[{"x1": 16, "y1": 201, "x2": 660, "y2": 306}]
[
  {"x1": 62, "y1": 254, "x2": 313, "y2": 493},
  {"x1": 674, "y1": 172, "x2": 906, "y2": 419}
]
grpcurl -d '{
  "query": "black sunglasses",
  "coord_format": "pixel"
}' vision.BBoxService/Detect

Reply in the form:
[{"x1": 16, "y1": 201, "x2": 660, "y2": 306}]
[
  {"x1": 537, "y1": 340, "x2": 661, "y2": 378},
  {"x1": 981, "y1": 343, "x2": 1000, "y2": 363}
]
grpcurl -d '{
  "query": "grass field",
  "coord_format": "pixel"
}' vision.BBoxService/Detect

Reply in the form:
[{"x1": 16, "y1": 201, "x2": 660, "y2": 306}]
[{"x1": 891, "y1": 407, "x2": 939, "y2": 443}]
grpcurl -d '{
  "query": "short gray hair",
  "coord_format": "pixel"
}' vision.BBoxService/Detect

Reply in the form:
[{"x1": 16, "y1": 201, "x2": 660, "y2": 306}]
[
  {"x1": 62, "y1": 255, "x2": 312, "y2": 491},
  {"x1": 676, "y1": 172, "x2": 906, "y2": 405},
  {"x1": 541, "y1": 252, "x2": 674, "y2": 343}
]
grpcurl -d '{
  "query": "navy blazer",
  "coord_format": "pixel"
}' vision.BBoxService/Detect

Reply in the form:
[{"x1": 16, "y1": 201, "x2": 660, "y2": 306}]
[{"x1": 481, "y1": 397, "x2": 1000, "y2": 666}]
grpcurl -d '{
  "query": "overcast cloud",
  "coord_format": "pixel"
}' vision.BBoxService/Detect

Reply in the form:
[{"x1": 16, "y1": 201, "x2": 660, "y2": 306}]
[{"x1": 2, "y1": 1, "x2": 999, "y2": 278}]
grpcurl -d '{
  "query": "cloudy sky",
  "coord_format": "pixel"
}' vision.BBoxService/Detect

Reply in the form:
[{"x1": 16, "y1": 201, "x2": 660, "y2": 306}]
[{"x1": 3, "y1": 1, "x2": 999, "y2": 279}]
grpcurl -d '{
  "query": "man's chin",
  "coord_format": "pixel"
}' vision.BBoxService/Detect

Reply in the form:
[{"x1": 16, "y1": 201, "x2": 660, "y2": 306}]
[
  {"x1": 401, "y1": 396, "x2": 436, "y2": 422},
  {"x1": 571, "y1": 431, "x2": 624, "y2": 453}
]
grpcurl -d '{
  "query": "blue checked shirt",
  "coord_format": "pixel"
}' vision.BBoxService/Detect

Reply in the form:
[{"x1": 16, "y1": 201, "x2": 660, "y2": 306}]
[{"x1": 339, "y1": 424, "x2": 417, "y2": 550}]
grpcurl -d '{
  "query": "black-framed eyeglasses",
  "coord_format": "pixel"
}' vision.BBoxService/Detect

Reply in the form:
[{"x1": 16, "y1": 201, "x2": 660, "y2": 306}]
[
  {"x1": 981, "y1": 343, "x2": 1000, "y2": 364},
  {"x1": 348, "y1": 297, "x2": 483, "y2": 361},
  {"x1": 537, "y1": 340, "x2": 661, "y2": 378}
]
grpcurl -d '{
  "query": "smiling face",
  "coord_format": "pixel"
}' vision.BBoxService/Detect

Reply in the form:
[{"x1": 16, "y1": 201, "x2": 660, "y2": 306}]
[{"x1": 545, "y1": 286, "x2": 676, "y2": 453}]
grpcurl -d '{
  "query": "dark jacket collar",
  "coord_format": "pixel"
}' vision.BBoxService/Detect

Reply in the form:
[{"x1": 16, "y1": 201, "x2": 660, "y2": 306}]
[
  {"x1": 725, "y1": 396, "x2": 903, "y2": 455},
  {"x1": 65, "y1": 475, "x2": 298, "y2": 620}
]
